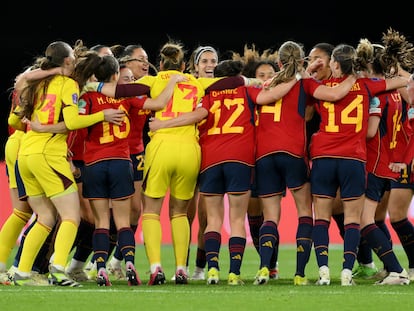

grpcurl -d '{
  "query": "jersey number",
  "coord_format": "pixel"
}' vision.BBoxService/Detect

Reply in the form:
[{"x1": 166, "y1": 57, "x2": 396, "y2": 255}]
[
  {"x1": 100, "y1": 104, "x2": 130, "y2": 144},
  {"x1": 323, "y1": 95, "x2": 363, "y2": 133},
  {"x1": 208, "y1": 98, "x2": 245, "y2": 135}
]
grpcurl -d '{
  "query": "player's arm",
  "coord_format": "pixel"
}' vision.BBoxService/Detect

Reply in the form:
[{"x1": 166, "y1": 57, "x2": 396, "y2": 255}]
[
  {"x1": 64, "y1": 105, "x2": 126, "y2": 130},
  {"x1": 384, "y1": 74, "x2": 410, "y2": 92},
  {"x1": 312, "y1": 74, "x2": 356, "y2": 101},
  {"x1": 149, "y1": 107, "x2": 208, "y2": 132},
  {"x1": 255, "y1": 78, "x2": 297, "y2": 105},
  {"x1": 366, "y1": 96, "x2": 381, "y2": 139},
  {"x1": 83, "y1": 80, "x2": 149, "y2": 98},
  {"x1": 14, "y1": 67, "x2": 63, "y2": 92},
  {"x1": 8, "y1": 111, "x2": 26, "y2": 132},
  {"x1": 22, "y1": 115, "x2": 68, "y2": 133},
  {"x1": 143, "y1": 74, "x2": 189, "y2": 111},
  {"x1": 407, "y1": 75, "x2": 414, "y2": 106}
]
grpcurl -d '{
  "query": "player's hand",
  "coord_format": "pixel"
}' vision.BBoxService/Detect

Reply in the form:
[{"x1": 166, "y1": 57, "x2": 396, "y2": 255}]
[
  {"x1": 388, "y1": 162, "x2": 406, "y2": 172},
  {"x1": 306, "y1": 58, "x2": 324, "y2": 76},
  {"x1": 102, "y1": 108, "x2": 125, "y2": 126},
  {"x1": 148, "y1": 117, "x2": 163, "y2": 131},
  {"x1": 169, "y1": 74, "x2": 189, "y2": 83}
]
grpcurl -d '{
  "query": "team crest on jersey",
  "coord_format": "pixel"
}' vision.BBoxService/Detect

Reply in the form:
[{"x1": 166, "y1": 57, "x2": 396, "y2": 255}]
[
  {"x1": 72, "y1": 93, "x2": 78, "y2": 104},
  {"x1": 369, "y1": 96, "x2": 381, "y2": 114},
  {"x1": 78, "y1": 98, "x2": 87, "y2": 113}
]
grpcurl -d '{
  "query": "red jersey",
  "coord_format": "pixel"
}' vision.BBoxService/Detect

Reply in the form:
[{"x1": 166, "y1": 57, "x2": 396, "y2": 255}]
[
  {"x1": 310, "y1": 77, "x2": 387, "y2": 161},
  {"x1": 396, "y1": 100, "x2": 414, "y2": 162},
  {"x1": 199, "y1": 85, "x2": 261, "y2": 172},
  {"x1": 79, "y1": 91, "x2": 144, "y2": 164},
  {"x1": 402, "y1": 130, "x2": 414, "y2": 164},
  {"x1": 366, "y1": 90, "x2": 404, "y2": 179},
  {"x1": 255, "y1": 78, "x2": 320, "y2": 160},
  {"x1": 67, "y1": 128, "x2": 86, "y2": 161},
  {"x1": 127, "y1": 95, "x2": 150, "y2": 154}
]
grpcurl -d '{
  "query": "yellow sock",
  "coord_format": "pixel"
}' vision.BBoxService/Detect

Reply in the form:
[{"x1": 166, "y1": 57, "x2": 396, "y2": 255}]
[
  {"x1": 0, "y1": 209, "x2": 32, "y2": 263},
  {"x1": 171, "y1": 213, "x2": 190, "y2": 267},
  {"x1": 142, "y1": 213, "x2": 162, "y2": 265},
  {"x1": 18, "y1": 222, "x2": 51, "y2": 273},
  {"x1": 52, "y1": 220, "x2": 78, "y2": 269}
]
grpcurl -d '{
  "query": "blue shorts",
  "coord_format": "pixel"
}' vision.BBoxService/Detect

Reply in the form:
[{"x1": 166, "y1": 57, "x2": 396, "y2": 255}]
[
  {"x1": 390, "y1": 179, "x2": 414, "y2": 190},
  {"x1": 365, "y1": 172, "x2": 391, "y2": 202},
  {"x1": 15, "y1": 160, "x2": 27, "y2": 201},
  {"x1": 130, "y1": 151, "x2": 145, "y2": 181},
  {"x1": 250, "y1": 166, "x2": 258, "y2": 198},
  {"x1": 199, "y1": 162, "x2": 253, "y2": 195},
  {"x1": 256, "y1": 153, "x2": 309, "y2": 196},
  {"x1": 83, "y1": 159, "x2": 134, "y2": 200},
  {"x1": 311, "y1": 158, "x2": 366, "y2": 199},
  {"x1": 72, "y1": 160, "x2": 85, "y2": 184}
]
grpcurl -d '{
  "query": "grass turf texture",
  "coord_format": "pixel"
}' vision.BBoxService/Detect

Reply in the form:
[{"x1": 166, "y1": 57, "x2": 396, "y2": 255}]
[{"x1": 1, "y1": 244, "x2": 412, "y2": 311}]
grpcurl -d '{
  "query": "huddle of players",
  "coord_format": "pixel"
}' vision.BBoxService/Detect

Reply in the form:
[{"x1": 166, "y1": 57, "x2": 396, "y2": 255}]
[{"x1": 2, "y1": 27, "x2": 414, "y2": 287}]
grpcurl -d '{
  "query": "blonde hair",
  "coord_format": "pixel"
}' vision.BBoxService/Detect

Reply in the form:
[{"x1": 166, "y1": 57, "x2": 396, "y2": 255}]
[{"x1": 268, "y1": 41, "x2": 305, "y2": 87}]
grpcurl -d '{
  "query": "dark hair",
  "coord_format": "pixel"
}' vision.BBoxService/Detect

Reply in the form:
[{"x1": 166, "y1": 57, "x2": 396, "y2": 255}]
[
  {"x1": 232, "y1": 44, "x2": 279, "y2": 78},
  {"x1": 72, "y1": 53, "x2": 119, "y2": 89},
  {"x1": 94, "y1": 55, "x2": 119, "y2": 82},
  {"x1": 253, "y1": 60, "x2": 278, "y2": 76},
  {"x1": 90, "y1": 44, "x2": 112, "y2": 56},
  {"x1": 112, "y1": 43, "x2": 157, "y2": 75},
  {"x1": 311, "y1": 42, "x2": 334, "y2": 57},
  {"x1": 332, "y1": 44, "x2": 356, "y2": 75},
  {"x1": 110, "y1": 44, "x2": 126, "y2": 59},
  {"x1": 43, "y1": 41, "x2": 72, "y2": 68},
  {"x1": 159, "y1": 41, "x2": 186, "y2": 71},
  {"x1": 214, "y1": 60, "x2": 243, "y2": 77}
]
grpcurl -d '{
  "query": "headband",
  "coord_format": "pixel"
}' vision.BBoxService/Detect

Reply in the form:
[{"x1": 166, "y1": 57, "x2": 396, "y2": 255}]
[{"x1": 194, "y1": 46, "x2": 217, "y2": 65}]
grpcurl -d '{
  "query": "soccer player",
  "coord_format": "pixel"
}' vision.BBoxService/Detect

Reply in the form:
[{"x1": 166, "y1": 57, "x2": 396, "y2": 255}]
[
  {"x1": 105, "y1": 45, "x2": 153, "y2": 280},
  {"x1": 360, "y1": 29, "x2": 414, "y2": 285},
  {"x1": 83, "y1": 40, "x2": 260, "y2": 285},
  {"x1": 185, "y1": 45, "x2": 219, "y2": 281},
  {"x1": 0, "y1": 86, "x2": 67, "y2": 285},
  {"x1": 147, "y1": 59, "x2": 302, "y2": 285},
  {"x1": 8, "y1": 41, "x2": 125, "y2": 286},
  {"x1": 308, "y1": 43, "x2": 410, "y2": 286},
  {"x1": 71, "y1": 52, "x2": 188, "y2": 286},
  {"x1": 232, "y1": 44, "x2": 281, "y2": 280},
  {"x1": 251, "y1": 41, "x2": 357, "y2": 286}
]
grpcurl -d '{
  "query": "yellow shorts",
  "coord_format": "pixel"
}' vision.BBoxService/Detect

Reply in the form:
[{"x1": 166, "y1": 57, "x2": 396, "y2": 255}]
[
  {"x1": 5, "y1": 131, "x2": 24, "y2": 189},
  {"x1": 143, "y1": 136, "x2": 201, "y2": 200},
  {"x1": 18, "y1": 153, "x2": 77, "y2": 197}
]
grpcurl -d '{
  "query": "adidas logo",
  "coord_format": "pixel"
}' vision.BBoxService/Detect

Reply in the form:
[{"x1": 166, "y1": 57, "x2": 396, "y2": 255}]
[
  {"x1": 96, "y1": 257, "x2": 105, "y2": 263},
  {"x1": 373, "y1": 246, "x2": 382, "y2": 253},
  {"x1": 211, "y1": 256, "x2": 219, "y2": 262},
  {"x1": 297, "y1": 245, "x2": 304, "y2": 252},
  {"x1": 232, "y1": 254, "x2": 242, "y2": 260},
  {"x1": 261, "y1": 241, "x2": 273, "y2": 248},
  {"x1": 319, "y1": 250, "x2": 328, "y2": 256},
  {"x1": 125, "y1": 251, "x2": 135, "y2": 257}
]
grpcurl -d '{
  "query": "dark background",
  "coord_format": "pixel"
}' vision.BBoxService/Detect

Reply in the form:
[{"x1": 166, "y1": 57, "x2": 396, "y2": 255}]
[{"x1": 1, "y1": 2, "x2": 412, "y2": 161}]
